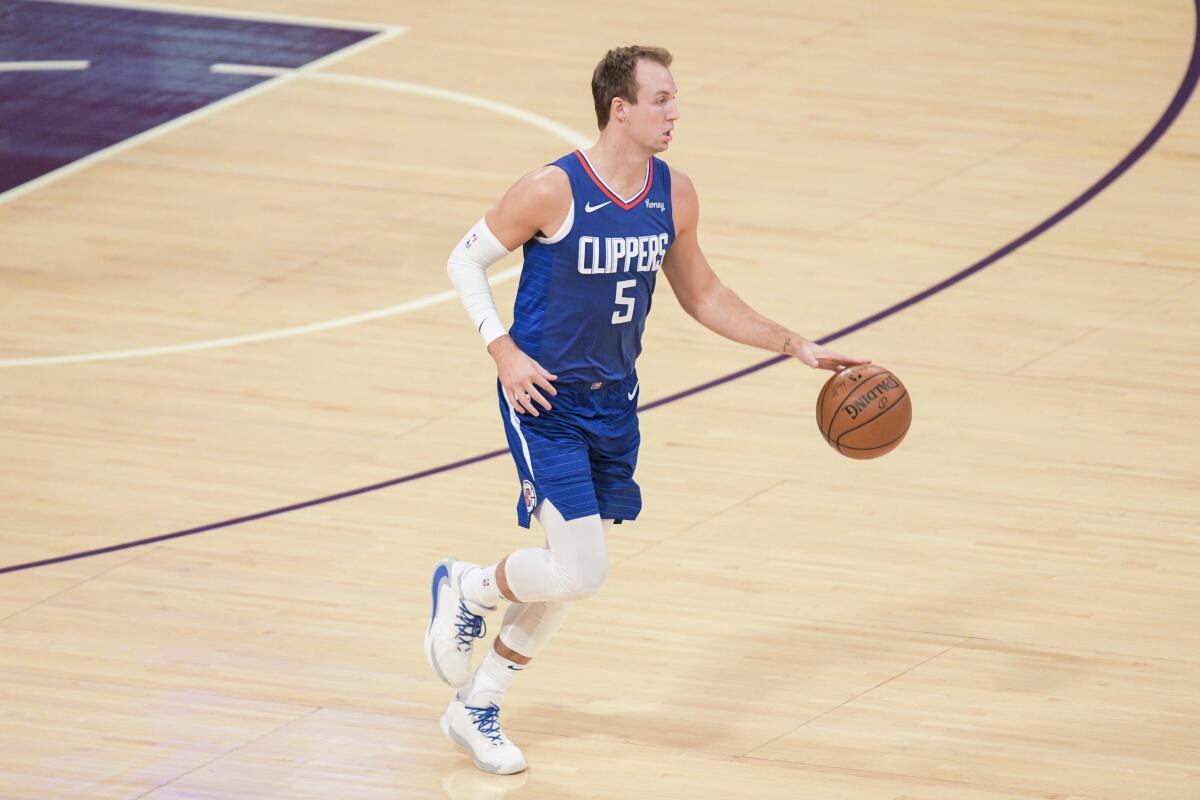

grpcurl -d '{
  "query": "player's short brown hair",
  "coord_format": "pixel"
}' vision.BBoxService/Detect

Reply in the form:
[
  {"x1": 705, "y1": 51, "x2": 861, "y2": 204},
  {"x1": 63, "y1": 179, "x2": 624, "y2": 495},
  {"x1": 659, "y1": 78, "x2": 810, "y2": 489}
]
[{"x1": 591, "y1": 45, "x2": 673, "y2": 130}]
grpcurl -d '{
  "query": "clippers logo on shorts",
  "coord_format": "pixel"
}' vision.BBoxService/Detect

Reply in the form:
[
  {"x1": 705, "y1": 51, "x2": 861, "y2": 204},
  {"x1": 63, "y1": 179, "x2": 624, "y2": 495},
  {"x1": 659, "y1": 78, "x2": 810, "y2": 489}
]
[{"x1": 522, "y1": 480, "x2": 537, "y2": 512}]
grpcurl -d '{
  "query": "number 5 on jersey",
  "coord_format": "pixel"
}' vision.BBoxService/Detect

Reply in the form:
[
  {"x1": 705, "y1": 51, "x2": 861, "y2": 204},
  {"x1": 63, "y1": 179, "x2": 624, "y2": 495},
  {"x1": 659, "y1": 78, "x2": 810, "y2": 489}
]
[{"x1": 612, "y1": 279, "x2": 637, "y2": 324}]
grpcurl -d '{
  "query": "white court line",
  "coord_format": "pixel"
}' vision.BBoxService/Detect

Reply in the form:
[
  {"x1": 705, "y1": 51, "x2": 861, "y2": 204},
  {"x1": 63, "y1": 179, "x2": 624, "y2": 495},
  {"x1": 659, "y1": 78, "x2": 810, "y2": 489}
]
[
  {"x1": 27, "y1": 0, "x2": 399, "y2": 32},
  {"x1": 211, "y1": 63, "x2": 594, "y2": 149},
  {"x1": 0, "y1": 60, "x2": 90, "y2": 72},
  {"x1": 0, "y1": 65, "x2": 592, "y2": 368},
  {"x1": 0, "y1": 267, "x2": 523, "y2": 367},
  {"x1": 0, "y1": 27, "x2": 407, "y2": 209}
]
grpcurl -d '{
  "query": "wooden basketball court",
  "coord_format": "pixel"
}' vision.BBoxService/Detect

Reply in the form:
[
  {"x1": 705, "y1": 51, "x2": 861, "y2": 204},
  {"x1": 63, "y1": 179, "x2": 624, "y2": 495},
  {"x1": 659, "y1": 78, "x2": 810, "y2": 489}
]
[{"x1": 2, "y1": 0, "x2": 1198, "y2": 796}]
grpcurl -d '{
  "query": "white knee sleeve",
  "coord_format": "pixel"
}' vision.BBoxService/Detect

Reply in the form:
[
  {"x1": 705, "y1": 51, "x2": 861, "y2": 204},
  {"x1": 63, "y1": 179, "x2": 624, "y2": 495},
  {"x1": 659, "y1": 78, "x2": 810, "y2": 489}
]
[
  {"x1": 497, "y1": 600, "x2": 572, "y2": 659},
  {"x1": 502, "y1": 500, "x2": 611, "y2": 602}
]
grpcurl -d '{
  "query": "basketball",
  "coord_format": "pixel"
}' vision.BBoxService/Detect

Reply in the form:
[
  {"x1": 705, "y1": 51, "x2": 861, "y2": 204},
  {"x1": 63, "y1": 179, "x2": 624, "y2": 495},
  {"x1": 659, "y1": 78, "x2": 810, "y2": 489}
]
[{"x1": 816, "y1": 365, "x2": 911, "y2": 459}]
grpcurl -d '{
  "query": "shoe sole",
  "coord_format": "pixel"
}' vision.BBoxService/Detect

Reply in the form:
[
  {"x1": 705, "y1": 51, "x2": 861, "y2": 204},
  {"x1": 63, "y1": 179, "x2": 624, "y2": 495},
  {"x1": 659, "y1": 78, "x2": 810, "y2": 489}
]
[
  {"x1": 440, "y1": 711, "x2": 528, "y2": 775},
  {"x1": 425, "y1": 558, "x2": 466, "y2": 688}
]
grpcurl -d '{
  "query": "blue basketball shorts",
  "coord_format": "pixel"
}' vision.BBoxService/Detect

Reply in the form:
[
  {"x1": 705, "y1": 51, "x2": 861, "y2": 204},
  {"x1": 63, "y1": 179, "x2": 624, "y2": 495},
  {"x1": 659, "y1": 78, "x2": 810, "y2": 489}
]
[{"x1": 498, "y1": 372, "x2": 642, "y2": 528}]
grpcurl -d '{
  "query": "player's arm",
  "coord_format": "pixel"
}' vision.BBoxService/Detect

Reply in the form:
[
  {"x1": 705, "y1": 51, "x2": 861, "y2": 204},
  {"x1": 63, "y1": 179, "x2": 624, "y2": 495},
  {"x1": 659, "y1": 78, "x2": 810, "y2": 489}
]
[
  {"x1": 660, "y1": 167, "x2": 870, "y2": 371},
  {"x1": 446, "y1": 166, "x2": 569, "y2": 416}
]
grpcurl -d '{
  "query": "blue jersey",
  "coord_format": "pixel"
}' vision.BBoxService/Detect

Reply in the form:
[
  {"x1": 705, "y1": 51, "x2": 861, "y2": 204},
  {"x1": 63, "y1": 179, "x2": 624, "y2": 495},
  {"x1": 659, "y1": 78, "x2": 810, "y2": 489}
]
[{"x1": 509, "y1": 151, "x2": 675, "y2": 383}]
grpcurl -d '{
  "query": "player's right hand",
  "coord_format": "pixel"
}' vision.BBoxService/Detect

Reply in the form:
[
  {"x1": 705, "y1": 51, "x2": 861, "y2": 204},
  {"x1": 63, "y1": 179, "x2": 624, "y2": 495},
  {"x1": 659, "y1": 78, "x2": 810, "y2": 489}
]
[{"x1": 488, "y1": 335, "x2": 558, "y2": 416}]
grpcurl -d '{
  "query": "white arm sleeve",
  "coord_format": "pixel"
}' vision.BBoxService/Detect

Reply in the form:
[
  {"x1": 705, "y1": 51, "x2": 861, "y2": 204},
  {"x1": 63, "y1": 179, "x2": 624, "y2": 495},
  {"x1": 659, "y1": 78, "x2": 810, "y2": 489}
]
[{"x1": 447, "y1": 218, "x2": 512, "y2": 346}]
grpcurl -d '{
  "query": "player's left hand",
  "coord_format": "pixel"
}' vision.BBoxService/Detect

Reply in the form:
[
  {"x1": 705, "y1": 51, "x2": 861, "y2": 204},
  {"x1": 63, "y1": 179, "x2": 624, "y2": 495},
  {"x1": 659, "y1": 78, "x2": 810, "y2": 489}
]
[{"x1": 788, "y1": 337, "x2": 871, "y2": 372}]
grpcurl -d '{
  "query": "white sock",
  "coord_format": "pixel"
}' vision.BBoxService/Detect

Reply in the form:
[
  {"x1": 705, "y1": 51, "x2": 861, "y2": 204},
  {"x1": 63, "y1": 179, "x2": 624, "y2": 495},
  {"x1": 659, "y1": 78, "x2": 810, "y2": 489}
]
[
  {"x1": 460, "y1": 647, "x2": 525, "y2": 707},
  {"x1": 460, "y1": 563, "x2": 501, "y2": 611}
]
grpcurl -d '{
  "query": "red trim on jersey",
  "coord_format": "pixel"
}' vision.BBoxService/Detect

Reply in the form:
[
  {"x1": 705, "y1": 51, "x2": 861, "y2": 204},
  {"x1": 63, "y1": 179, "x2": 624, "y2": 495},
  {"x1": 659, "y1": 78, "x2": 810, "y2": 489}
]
[{"x1": 573, "y1": 151, "x2": 654, "y2": 210}]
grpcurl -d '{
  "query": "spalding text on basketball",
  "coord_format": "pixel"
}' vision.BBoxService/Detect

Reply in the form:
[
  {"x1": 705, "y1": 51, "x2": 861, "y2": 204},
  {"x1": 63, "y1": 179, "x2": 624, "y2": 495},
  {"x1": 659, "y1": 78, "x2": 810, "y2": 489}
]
[{"x1": 843, "y1": 376, "x2": 901, "y2": 420}]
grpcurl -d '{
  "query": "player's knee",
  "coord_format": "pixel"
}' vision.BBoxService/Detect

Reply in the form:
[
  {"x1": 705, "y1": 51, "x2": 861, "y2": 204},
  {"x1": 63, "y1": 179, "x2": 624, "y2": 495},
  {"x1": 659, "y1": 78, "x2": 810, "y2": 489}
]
[
  {"x1": 542, "y1": 508, "x2": 610, "y2": 600},
  {"x1": 575, "y1": 557, "x2": 610, "y2": 599},
  {"x1": 554, "y1": 553, "x2": 609, "y2": 600}
]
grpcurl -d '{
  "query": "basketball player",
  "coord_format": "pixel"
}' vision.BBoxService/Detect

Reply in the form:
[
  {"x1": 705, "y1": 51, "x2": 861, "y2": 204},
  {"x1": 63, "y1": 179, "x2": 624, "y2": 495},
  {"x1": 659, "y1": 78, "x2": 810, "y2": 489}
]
[{"x1": 428, "y1": 45, "x2": 869, "y2": 774}]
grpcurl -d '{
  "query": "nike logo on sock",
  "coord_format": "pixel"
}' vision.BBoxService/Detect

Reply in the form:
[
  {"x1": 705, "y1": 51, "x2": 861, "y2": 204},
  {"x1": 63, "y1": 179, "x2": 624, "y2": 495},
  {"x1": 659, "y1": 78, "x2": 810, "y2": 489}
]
[
  {"x1": 584, "y1": 200, "x2": 611, "y2": 213},
  {"x1": 627, "y1": 382, "x2": 639, "y2": 401},
  {"x1": 506, "y1": 665, "x2": 525, "y2": 671}
]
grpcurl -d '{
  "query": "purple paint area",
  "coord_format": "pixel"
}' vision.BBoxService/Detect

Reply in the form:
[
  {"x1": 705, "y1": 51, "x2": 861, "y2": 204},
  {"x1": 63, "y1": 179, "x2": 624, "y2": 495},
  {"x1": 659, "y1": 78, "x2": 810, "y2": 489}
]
[
  {"x1": 0, "y1": 0, "x2": 375, "y2": 193},
  {"x1": 1, "y1": 2, "x2": 1197, "y2": 576}
]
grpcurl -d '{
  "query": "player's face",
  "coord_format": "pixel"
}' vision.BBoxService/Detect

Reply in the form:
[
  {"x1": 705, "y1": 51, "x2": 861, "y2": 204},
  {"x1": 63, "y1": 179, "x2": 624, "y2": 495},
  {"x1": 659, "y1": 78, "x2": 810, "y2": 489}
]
[{"x1": 629, "y1": 59, "x2": 679, "y2": 152}]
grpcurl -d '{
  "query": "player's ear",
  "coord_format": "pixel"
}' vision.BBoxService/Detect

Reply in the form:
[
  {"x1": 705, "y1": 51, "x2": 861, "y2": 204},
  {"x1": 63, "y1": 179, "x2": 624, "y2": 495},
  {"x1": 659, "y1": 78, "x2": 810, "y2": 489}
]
[{"x1": 611, "y1": 96, "x2": 626, "y2": 124}]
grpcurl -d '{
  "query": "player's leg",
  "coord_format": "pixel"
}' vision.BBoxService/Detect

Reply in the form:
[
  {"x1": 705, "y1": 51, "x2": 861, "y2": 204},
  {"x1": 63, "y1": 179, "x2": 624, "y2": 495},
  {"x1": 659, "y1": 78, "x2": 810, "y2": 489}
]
[
  {"x1": 442, "y1": 507, "x2": 614, "y2": 774},
  {"x1": 424, "y1": 382, "x2": 591, "y2": 689},
  {"x1": 463, "y1": 505, "x2": 616, "y2": 692},
  {"x1": 450, "y1": 375, "x2": 636, "y2": 683},
  {"x1": 427, "y1": 473, "x2": 602, "y2": 689},
  {"x1": 455, "y1": 380, "x2": 613, "y2": 610},
  {"x1": 431, "y1": 382, "x2": 613, "y2": 773},
  {"x1": 470, "y1": 500, "x2": 611, "y2": 605},
  {"x1": 452, "y1": 501, "x2": 613, "y2": 701}
]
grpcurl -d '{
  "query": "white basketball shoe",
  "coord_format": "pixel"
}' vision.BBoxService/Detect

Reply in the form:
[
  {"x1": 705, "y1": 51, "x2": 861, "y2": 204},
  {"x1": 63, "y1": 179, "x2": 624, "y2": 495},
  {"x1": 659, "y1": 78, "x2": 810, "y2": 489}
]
[
  {"x1": 425, "y1": 558, "x2": 493, "y2": 687},
  {"x1": 441, "y1": 692, "x2": 528, "y2": 775}
]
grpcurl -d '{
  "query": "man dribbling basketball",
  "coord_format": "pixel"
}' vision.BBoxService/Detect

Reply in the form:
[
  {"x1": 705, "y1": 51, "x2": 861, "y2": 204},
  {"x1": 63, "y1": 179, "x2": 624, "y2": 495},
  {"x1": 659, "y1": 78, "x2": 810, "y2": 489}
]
[{"x1": 429, "y1": 45, "x2": 870, "y2": 774}]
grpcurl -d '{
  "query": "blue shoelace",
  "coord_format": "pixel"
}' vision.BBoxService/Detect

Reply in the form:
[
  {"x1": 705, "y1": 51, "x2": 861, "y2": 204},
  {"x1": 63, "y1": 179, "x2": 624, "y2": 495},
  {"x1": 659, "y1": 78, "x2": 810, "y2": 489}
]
[
  {"x1": 454, "y1": 600, "x2": 486, "y2": 652},
  {"x1": 466, "y1": 702, "x2": 504, "y2": 745}
]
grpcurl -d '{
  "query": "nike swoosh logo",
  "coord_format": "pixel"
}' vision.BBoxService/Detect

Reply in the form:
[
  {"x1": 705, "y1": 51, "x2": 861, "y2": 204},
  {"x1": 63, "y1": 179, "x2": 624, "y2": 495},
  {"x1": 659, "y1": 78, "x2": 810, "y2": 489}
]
[
  {"x1": 429, "y1": 563, "x2": 449, "y2": 632},
  {"x1": 506, "y1": 665, "x2": 525, "y2": 671},
  {"x1": 584, "y1": 200, "x2": 611, "y2": 213},
  {"x1": 627, "y1": 382, "x2": 639, "y2": 401}
]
